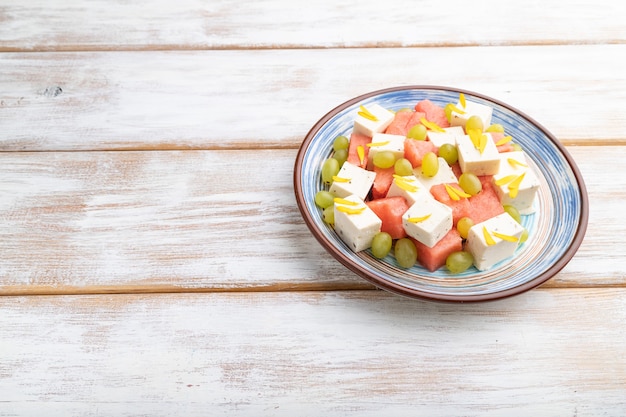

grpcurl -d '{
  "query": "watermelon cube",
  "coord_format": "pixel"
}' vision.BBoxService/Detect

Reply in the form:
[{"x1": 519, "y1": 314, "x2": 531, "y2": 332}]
[
  {"x1": 468, "y1": 177, "x2": 505, "y2": 224},
  {"x1": 371, "y1": 166, "x2": 395, "y2": 200},
  {"x1": 385, "y1": 110, "x2": 413, "y2": 136},
  {"x1": 412, "y1": 228, "x2": 463, "y2": 272},
  {"x1": 415, "y1": 99, "x2": 451, "y2": 128},
  {"x1": 347, "y1": 132, "x2": 371, "y2": 169},
  {"x1": 404, "y1": 138, "x2": 437, "y2": 167},
  {"x1": 366, "y1": 196, "x2": 410, "y2": 240},
  {"x1": 430, "y1": 182, "x2": 472, "y2": 226}
]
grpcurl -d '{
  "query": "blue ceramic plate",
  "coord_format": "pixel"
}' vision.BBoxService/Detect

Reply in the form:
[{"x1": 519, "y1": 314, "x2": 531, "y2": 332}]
[{"x1": 294, "y1": 86, "x2": 588, "y2": 302}]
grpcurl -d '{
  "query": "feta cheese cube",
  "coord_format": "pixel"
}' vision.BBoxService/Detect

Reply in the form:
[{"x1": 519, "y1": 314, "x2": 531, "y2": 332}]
[
  {"x1": 466, "y1": 212, "x2": 525, "y2": 271},
  {"x1": 493, "y1": 151, "x2": 540, "y2": 214},
  {"x1": 386, "y1": 175, "x2": 431, "y2": 205},
  {"x1": 329, "y1": 162, "x2": 376, "y2": 200},
  {"x1": 426, "y1": 126, "x2": 465, "y2": 148},
  {"x1": 414, "y1": 157, "x2": 459, "y2": 190},
  {"x1": 366, "y1": 133, "x2": 405, "y2": 169},
  {"x1": 353, "y1": 103, "x2": 395, "y2": 137},
  {"x1": 456, "y1": 132, "x2": 501, "y2": 176},
  {"x1": 402, "y1": 196, "x2": 453, "y2": 248},
  {"x1": 449, "y1": 100, "x2": 493, "y2": 128},
  {"x1": 334, "y1": 195, "x2": 382, "y2": 252}
]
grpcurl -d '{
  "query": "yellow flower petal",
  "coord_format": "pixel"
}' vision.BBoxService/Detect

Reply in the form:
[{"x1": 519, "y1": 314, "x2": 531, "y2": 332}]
[
  {"x1": 483, "y1": 226, "x2": 496, "y2": 246},
  {"x1": 357, "y1": 145, "x2": 365, "y2": 166},
  {"x1": 496, "y1": 135, "x2": 513, "y2": 146},
  {"x1": 420, "y1": 117, "x2": 446, "y2": 133},
  {"x1": 366, "y1": 141, "x2": 390, "y2": 147},
  {"x1": 332, "y1": 176, "x2": 351, "y2": 183},
  {"x1": 492, "y1": 231, "x2": 520, "y2": 243},
  {"x1": 358, "y1": 105, "x2": 378, "y2": 122},
  {"x1": 408, "y1": 214, "x2": 431, "y2": 223},
  {"x1": 459, "y1": 93, "x2": 466, "y2": 109}
]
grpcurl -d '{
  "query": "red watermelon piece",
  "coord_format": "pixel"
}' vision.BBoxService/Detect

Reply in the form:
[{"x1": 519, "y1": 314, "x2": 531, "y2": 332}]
[
  {"x1": 489, "y1": 132, "x2": 515, "y2": 153},
  {"x1": 412, "y1": 228, "x2": 463, "y2": 272},
  {"x1": 468, "y1": 176, "x2": 505, "y2": 224},
  {"x1": 404, "y1": 138, "x2": 437, "y2": 167},
  {"x1": 371, "y1": 166, "x2": 395, "y2": 200},
  {"x1": 366, "y1": 196, "x2": 409, "y2": 240},
  {"x1": 347, "y1": 132, "x2": 371, "y2": 168},
  {"x1": 385, "y1": 110, "x2": 413, "y2": 136},
  {"x1": 415, "y1": 99, "x2": 451, "y2": 128},
  {"x1": 430, "y1": 183, "x2": 472, "y2": 226},
  {"x1": 404, "y1": 111, "x2": 427, "y2": 132},
  {"x1": 450, "y1": 162, "x2": 463, "y2": 179}
]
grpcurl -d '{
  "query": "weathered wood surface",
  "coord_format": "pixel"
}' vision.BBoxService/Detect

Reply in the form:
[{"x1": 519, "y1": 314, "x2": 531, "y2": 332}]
[
  {"x1": 1, "y1": 0, "x2": 625, "y2": 51},
  {"x1": 0, "y1": 146, "x2": 621, "y2": 294},
  {"x1": 1, "y1": 289, "x2": 625, "y2": 417},
  {"x1": 1, "y1": 0, "x2": 625, "y2": 415},
  {"x1": 1, "y1": 45, "x2": 625, "y2": 151}
]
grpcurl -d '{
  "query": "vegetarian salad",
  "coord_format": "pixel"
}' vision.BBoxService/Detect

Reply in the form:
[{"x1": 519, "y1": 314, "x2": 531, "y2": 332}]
[{"x1": 314, "y1": 94, "x2": 539, "y2": 274}]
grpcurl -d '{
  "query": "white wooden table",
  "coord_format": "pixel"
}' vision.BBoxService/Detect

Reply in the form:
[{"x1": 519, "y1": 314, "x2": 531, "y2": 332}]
[{"x1": 1, "y1": 1, "x2": 625, "y2": 415}]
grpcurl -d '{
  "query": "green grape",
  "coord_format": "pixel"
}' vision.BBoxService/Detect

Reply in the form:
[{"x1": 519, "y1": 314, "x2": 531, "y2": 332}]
[
  {"x1": 371, "y1": 232, "x2": 393, "y2": 259},
  {"x1": 458, "y1": 172, "x2": 482, "y2": 196},
  {"x1": 407, "y1": 124, "x2": 427, "y2": 141},
  {"x1": 486, "y1": 123, "x2": 505, "y2": 133},
  {"x1": 457, "y1": 217, "x2": 474, "y2": 239},
  {"x1": 438, "y1": 143, "x2": 458, "y2": 165},
  {"x1": 446, "y1": 251, "x2": 474, "y2": 274},
  {"x1": 322, "y1": 205, "x2": 334, "y2": 225},
  {"x1": 314, "y1": 190, "x2": 335, "y2": 209},
  {"x1": 333, "y1": 148, "x2": 348, "y2": 166},
  {"x1": 519, "y1": 228, "x2": 529, "y2": 243},
  {"x1": 333, "y1": 135, "x2": 350, "y2": 151},
  {"x1": 503, "y1": 205, "x2": 522, "y2": 224},
  {"x1": 444, "y1": 103, "x2": 455, "y2": 122},
  {"x1": 465, "y1": 115, "x2": 484, "y2": 132},
  {"x1": 321, "y1": 157, "x2": 340, "y2": 184},
  {"x1": 373, "y1": 151, "x2": 396, "y2": 169},
  {"x1": 394, "y1": 238, "x2": 417, "y2": 268},
  {"x1": 421, "y1": 152, "x2": 439, "y2": 177},
  {"x1": 512, "y1": 143, "x2": 523, "y2": 152},
  {"x1": 394, "y1": 158, "x2": 413, "y2": 176}
]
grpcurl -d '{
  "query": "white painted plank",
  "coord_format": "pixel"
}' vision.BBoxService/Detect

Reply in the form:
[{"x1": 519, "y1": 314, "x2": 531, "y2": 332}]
[
  {"x1": 1, "y1": 46, "x2": 625, "y2": 151},
  {"x1": 1, "y1": 0, "x2": 625, "y2": 51},
  {"x1": 1, "y1": 289, "x2": 625, "y2": 416},
  {"x1": 0, "y1": 146, "x2": 620, "y2": 293}
]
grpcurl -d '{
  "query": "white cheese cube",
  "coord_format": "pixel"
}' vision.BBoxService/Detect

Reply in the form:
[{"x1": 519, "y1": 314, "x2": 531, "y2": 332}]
[
  {"x1": 366, "y1": 133, "x2": 406, "y2": 169},
  {"x1": 334, "y1": 195, "x2": 382, "y2": 252},
  {"x1": 466, "y1": 212, "x2": 525, "y2": 271},
  {"x1": 386, "y1": 175, "x2": 431, "y2": 205},
  {"x1": 414, "y1": 157, "x2": 459, "y2": 190},
  {"x1": 426, "y1": 126, "x2": 465, "y2": 148},
  {"x1": 402, "y1": 196, "x2": 453, "y2": 248},
  {"x1": 449, "y1": 100, "x2": 493, "y2": 128},
  {"x1": 329, "y1": 162, "x2": 376, "y2": 200},
  {"x1": 353, "y1": 103, "x2": 395, "y2": 137},
  {"x1": 493, "y1": 151, "x2": 540, "y2": 214},
  {"x1": 456, "y1": 133, "x2": 501, "y2": 176}
]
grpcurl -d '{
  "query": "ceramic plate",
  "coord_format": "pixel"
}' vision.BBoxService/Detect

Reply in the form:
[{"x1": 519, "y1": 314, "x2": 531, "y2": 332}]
[{"x1": 293, "y1": 86, "x2": 588, "y2": 302}]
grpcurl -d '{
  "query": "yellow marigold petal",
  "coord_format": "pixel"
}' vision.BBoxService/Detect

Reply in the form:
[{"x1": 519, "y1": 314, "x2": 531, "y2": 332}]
[
  {"x1": 366, "y1": 141, "x2": 390, "y2": 147},
  {"x1": 492, "y1": 231, "x2": 520, "y2": 243},
  {"x1": 496, "y1": 135, "x2": 513, "y2": 146},
  {"x1": 357, "y1": 145, "x2": 365, "y2": 166},
  {"x1": 332, "y1": 176, "x2": 351, "y2": 183},
  {"x1": 336, "y1": 205, "x2": 366, "y2": 215},
  {"x1": 478, "y1": 133, "x2": 488, "y2": 154},
  {"x1": 459, "y1": 93, "x2": 466, "y2": 109},
  {"x1": 449, "y1": 104, "x2": 466, "y2": 115},
  {"x1": 333, "y1": 198, "x2": 358, "y2": 205},
  {"x1": 444, "y1": 184, "x2": 461, "y2": 201},
  {"x1": 495, "y1": 175, "x2": 518, "y2": 186},
  {"x1": 394, "y1": 177, "x2": 418, "y2": 193},
  {"x1": 358, "y1": 105, "x2": 378, "y2": 122},
  {"x1": 507, "y1": 158, "x2": 528, "y2": 168},
  {"x1": 507, "y1": 173, "x2": 526, "y2": 198},
  {"x1": 420, "y1": 117, "x2": 446, "y2": 133},
  {"x1": 408, "y1": 214, "x2": 431, "y2": 223},
  {"x1": 483, "y1": 226, "x2": 496, "y2": 246},
  {"x1": 468, "y1": 129, "x2": 482, "y2": 149}
]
